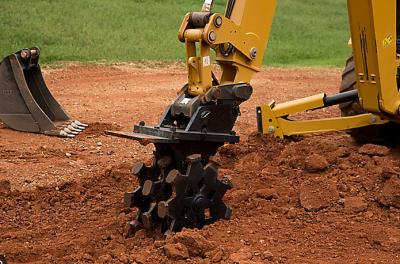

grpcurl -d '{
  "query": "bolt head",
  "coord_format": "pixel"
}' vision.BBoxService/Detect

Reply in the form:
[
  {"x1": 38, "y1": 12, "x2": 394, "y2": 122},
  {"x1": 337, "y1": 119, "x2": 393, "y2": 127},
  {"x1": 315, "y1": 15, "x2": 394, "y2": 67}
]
[
  {"x1": 268, "y1": 126, "x2": 275, "y2": 134},
  {"x1": 370, "y1": 116, "x2": 378, "y2": 124},
  {"x1": 208, "y1": 31, "x2": 217, "y2": 42},
  {"x1": 250, "y1": 48, "x2": 258, "y2": 59},
  {"x1": 214, "y1": 16, "x2": 223, "y2": 27},
  {"x1": 20, "y1": 49, "x2": 30, "y2": 59}
]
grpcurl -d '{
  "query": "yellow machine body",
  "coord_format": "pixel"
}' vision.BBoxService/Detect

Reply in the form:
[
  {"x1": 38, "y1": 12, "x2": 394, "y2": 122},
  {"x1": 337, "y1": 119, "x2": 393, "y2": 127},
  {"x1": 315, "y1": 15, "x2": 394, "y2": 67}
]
[{"x1": 258, "y1": 0, "x2": 400, "y2": 138}]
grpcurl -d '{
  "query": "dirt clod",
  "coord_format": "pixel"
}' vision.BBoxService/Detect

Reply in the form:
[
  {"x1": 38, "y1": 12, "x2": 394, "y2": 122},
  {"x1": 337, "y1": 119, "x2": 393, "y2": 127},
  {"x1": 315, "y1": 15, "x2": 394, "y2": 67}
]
[
  {"x1": 169, "y1": 229, "x2": 213, "y2": 257},
  {"x1": 210, "y1": 248, "x2": 224, "y2": 263},
  {"x1": 0, "y1": 179, "x2": 11, "y2": 195},
  {"x1": 299, "y1": 177, "x2": 339, "y2": 211},
  {"x1": 358, "y1": 144, "x2": 390, "y2": 156},
  {"x1": 230, "y1": 247, "x2": 253, "y2": 263},
  {"x1": 345, "y1": 196, "x2": 368, "y2": 213},
  {"x1": 0, "y1": 66, "x2": 399, "y2": 263},
  {"x1": 378, "y1": 176, "x2": 400, "y2": 208},
  {"x1": 261, "y1": 250, "x2": 274, "y2": 261},
  {"x1": 255, "y1": 188, "x2": 278, "y2": 200},
  {"x1": 163, "y1": 242, "x2": 189, "y2": 260},
  {"x1": 304, "y1": 154, "x2": 329, "y2": 173}
]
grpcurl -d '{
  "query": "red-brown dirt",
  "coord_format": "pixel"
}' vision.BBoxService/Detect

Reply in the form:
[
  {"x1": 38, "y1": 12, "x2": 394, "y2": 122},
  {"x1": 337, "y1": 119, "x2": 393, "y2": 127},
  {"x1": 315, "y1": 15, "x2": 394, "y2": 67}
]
[{"x1": 0, "y1": 65, "x2": 399, "y2": 263}]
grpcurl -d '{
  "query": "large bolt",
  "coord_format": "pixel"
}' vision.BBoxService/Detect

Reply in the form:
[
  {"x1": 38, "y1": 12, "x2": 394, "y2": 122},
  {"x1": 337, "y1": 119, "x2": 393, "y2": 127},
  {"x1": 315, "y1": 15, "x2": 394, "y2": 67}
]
[
  {"x1": 250, "y1": 48, "x2": 258, "y2": 59},
  {"x1": 268, "y1": 126, "x2": 275, "y2": 134},
  {"x1": 208, "y1": 31, "x2": 217, "y2": 42},
  {"x1": 20, "y1": 49, "x2": 30, "y2": 60},
  {"x1": 214, "y1": 15, "x2": 223, "y2": 27},
  {"x1": 30, "y1": 49, "x2": 39, "y2": 58}
]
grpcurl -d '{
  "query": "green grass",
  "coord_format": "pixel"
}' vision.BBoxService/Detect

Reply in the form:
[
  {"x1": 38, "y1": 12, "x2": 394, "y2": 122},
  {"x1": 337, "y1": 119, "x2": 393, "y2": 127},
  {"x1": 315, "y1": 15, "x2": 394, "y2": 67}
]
[{"x1": 0, "y1": 0, "x2": 350, "y2": 67}]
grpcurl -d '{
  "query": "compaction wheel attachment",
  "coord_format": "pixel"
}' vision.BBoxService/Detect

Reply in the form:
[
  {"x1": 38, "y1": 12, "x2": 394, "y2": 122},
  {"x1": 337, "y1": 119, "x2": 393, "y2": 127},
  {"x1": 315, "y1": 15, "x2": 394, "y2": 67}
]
[{"x1": 124, "y1": 154, "x2": 232, "y2": 235}]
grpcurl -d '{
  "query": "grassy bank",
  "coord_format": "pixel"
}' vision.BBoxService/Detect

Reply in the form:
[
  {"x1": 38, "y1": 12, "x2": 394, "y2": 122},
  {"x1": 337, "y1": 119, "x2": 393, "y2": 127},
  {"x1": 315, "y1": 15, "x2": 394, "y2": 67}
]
[{"x1": 0, "y1": 0, "x2": 349, "y2": 66}]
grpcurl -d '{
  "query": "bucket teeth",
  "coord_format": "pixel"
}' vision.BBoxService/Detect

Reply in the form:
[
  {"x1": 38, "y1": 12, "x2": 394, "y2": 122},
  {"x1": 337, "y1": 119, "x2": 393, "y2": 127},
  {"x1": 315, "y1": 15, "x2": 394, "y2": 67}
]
[
  {"x1": 59, "y1": 130, "x2": 76, "y2": 138},
  {"x1": 70, "y1": 122, "x2": 84, "y2": 130},
  {"x1": 67, "y1": 124, "x2": 83, "y2": 132},
  {"x1": 0, "y1": 48, "x2": 88, "y2": 139},
  {"x1": 55, "y1": 120, "x2": 88, "y2": 138},
  {"x1": 74, "y1": 120, "x2": 88, "y2": 127},
  {"x1": 64, "y1": 127, "x2": 79, "y2": 135}
]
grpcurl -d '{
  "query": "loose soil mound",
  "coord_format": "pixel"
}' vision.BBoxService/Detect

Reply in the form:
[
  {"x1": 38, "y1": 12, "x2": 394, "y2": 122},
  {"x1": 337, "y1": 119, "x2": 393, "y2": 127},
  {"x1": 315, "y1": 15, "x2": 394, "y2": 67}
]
[{"x1": 0, "y1": 66, "x2": 399, "y2": 263}]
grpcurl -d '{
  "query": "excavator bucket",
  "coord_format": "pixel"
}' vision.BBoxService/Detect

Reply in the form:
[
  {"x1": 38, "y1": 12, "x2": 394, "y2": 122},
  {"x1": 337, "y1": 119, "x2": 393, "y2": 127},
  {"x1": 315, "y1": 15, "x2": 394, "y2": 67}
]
[{"x1": 0, "y1": 47, "x2": 87, "y2": 137}]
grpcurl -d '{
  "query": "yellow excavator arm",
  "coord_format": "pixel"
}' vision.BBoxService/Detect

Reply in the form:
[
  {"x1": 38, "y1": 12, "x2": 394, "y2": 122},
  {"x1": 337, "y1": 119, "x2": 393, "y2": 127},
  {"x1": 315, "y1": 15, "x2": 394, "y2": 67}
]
[{"x1": 178, "y1": 0, "x2": 276, "y2": 96}]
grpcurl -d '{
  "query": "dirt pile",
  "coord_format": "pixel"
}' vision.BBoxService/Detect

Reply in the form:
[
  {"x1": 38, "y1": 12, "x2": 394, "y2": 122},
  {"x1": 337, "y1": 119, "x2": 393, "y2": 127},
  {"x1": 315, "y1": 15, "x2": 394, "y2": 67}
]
[{"x1": 0, "y1": 66, "x2": 399, "y2": 263}]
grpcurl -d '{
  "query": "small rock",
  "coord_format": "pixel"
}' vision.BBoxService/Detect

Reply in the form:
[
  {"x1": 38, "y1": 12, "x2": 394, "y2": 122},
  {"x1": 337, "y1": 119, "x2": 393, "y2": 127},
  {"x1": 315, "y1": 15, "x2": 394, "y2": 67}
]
[
  {"x1": 378, "y1": 176, "x2": 400, "y2": 208},
  {"x1": 97, "y1": 141, "x2": 103, "y2": 147},
  {"x1": 211, "y1": 249, "x2": 223, "y2": 263},
  {"x1": 65, "y1": 152, "x2": 72, "y2": 157},
  {"x1": 261, "y1": 250, "x2": 274, "y2": 261},
  {"x1": 365, "y1": 211, "x2": 374, "y2": 218},
  {"x1": 255, "y1": 188, "x2": 278, "y2": 200},
  {"x1": 338, "y1": 183, "x2": 348, "y2": 193},
  {"x1": 164, "y1": 242, "x2": 189, "y2": 260},
  {"x1": 0, "y1": 180, "x2": 11, "y2": 195},
  {"x1": 286, "y1": 207, "x2": 297, "y2": 219},
  {"x1": 288, "y1": 156, "x2": 304, "y2": 169},
  {"x1": 83, "y1": 254, "x2": 93, "y2": 261},
  {"x1": 358, "y1": 144, "x2": 389, "y2": 156},
  {"x1": 117, "y1": 253, "x2": 130, "y2": 264},
  {"x1": 338, "y1": 163, "x2": 351, "y2": 170},
  {"x1": 345, "y1": 197, "x2": 368, "y2": 213},
  {"x1": 304, "y1": 154, "x2": 329, "y2": 173}
]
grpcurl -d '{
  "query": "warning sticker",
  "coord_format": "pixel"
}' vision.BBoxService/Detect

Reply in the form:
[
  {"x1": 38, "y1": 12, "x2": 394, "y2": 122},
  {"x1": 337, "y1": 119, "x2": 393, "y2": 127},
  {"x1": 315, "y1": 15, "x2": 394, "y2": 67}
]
[
  {"x1": 203, "y1": 56, "x2": 211, "y2": 67},
  {"x1": 383, "y1": 34, "x2": 393, "y2": 48}
]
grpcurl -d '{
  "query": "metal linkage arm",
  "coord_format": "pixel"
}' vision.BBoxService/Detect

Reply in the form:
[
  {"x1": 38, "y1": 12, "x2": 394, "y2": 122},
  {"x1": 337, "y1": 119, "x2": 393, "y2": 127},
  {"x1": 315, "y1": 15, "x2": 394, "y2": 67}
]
[
  {"x1": 257, "y1": 91, "x2": 388, "y2": 139},
  {"x1": 177, "y1": 0, "x2": 277, "y2": 96}
]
